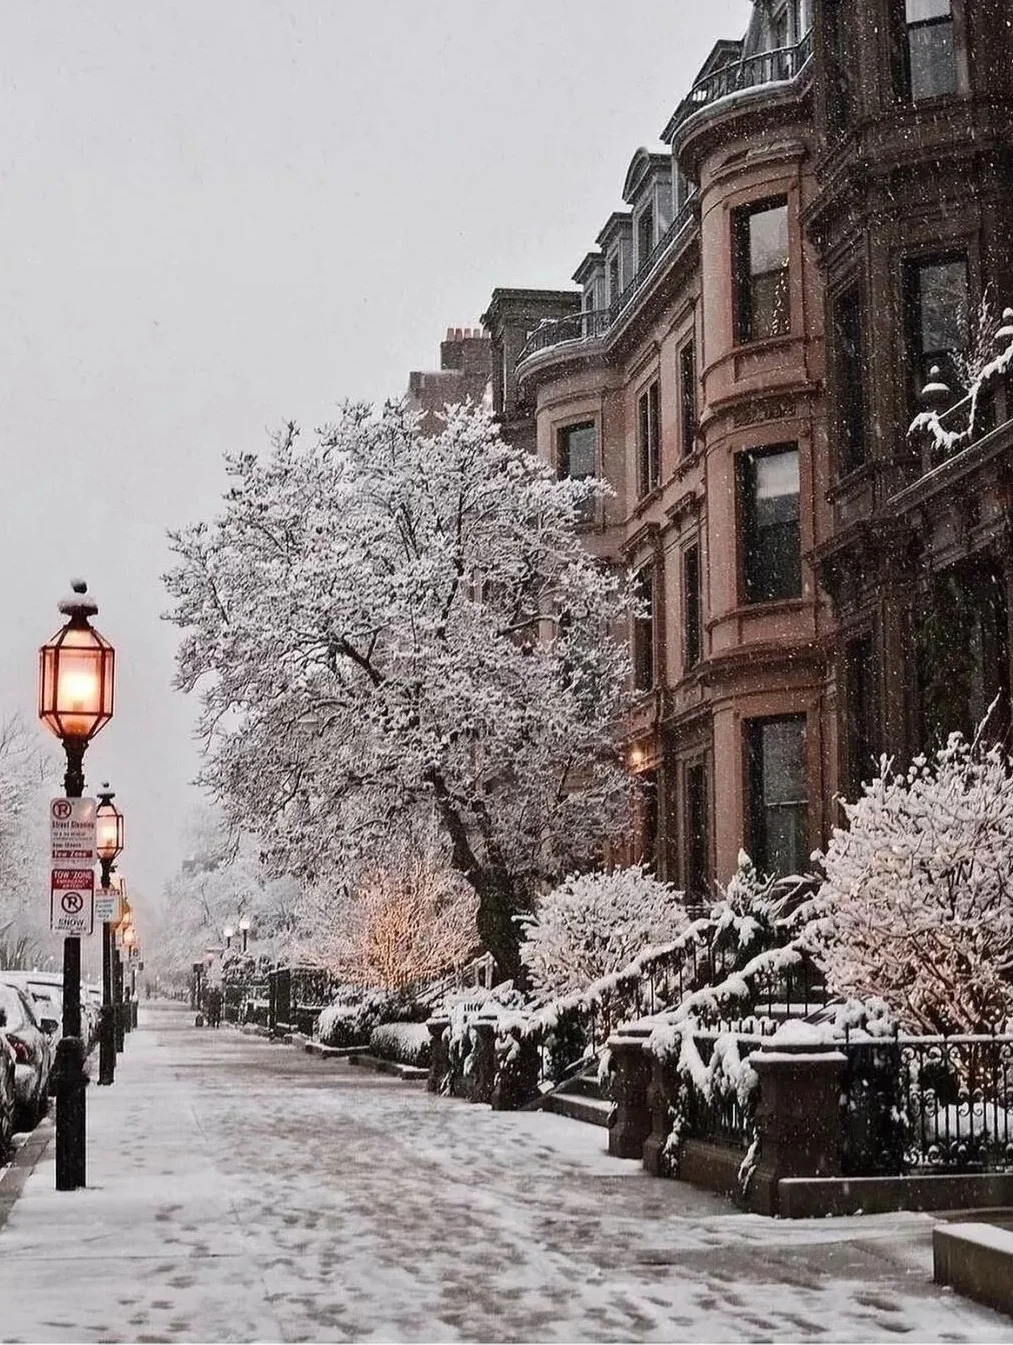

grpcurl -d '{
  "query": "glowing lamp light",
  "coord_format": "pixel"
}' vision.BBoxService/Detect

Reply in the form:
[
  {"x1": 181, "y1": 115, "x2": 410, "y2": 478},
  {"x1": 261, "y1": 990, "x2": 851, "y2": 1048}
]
[
  {"x1": 239, "y1": 917, "x2": 250, "y2": 933},
  {"x1": 95, "y1": 784, "x2": 125, "y2": 865},
  {"x1": 39, "y1": 581, "x2": 115, "y2": 745}
]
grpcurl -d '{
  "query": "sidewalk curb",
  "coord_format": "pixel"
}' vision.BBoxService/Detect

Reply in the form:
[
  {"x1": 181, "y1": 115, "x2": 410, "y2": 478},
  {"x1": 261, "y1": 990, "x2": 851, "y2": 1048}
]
[{"x1": 0, "y1": 1121, "x2": 54, "y2": 1234}]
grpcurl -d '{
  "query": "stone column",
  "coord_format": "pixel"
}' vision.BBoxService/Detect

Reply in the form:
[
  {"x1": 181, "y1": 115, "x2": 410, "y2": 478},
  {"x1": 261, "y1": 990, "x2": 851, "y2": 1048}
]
[
  {"x1": 427, "y1": 1017, "x2": 450, "y2": 1093},
  {"x1": 608, "y1": 1033, "x2": 652, "y2": 1160},
  {"x1": 748, "y1": 1040, "x2": 848, "y2": 1216}
]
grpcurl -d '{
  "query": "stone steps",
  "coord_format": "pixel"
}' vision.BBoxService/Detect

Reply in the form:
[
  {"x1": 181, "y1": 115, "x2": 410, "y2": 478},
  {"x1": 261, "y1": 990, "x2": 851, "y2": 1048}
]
[{"x1": 542, "y1": 1092, "x2": 613, "y2": 1128}]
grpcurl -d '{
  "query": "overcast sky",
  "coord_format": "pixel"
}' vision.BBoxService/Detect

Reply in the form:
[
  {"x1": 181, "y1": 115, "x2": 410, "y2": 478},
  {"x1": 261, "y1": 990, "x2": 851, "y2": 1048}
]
[{"x1": 0, "y1": 0, "x2": 752, "y2": 924}]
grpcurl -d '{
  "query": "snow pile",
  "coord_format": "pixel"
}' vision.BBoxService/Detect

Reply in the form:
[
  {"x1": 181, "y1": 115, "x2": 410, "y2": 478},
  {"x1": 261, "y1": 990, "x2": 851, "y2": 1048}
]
[{"x1": 369, "y1": 1021, "x2": 432, "y2": 1068}]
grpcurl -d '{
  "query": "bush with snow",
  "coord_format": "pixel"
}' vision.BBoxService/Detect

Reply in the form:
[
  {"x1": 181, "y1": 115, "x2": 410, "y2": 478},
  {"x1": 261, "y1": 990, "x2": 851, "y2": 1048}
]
[
  {"x1": 813, "y1": 730, "x2": 1013, "y2": 1035},
  {"x1": 315, "y1": 986, "x2": 420, "y2": 1048},
  {"x1": 518, "y1": 865, "x2": 688, "y2": 1000},
  {"x1": 369, "y1": 1022, "x2": 432, "y2": 1068}
]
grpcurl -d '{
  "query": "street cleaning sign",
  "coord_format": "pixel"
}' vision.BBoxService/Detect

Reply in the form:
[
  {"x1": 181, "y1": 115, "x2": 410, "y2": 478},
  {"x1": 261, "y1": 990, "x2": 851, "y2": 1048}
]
[
  {"x1": 50, "y1": 797, "x2": 97, "y2": 864},
  {"x1": 94, "y1": 888, "x2": 122, "y2": 924},
  {"x1": 50, "y1": 868, "x2": 95, "y2": 936}
]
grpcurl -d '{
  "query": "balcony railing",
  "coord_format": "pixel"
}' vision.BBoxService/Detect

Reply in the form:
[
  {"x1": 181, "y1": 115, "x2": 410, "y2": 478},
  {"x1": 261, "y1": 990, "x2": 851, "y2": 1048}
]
[
  {"x1": 517, "y1": 195, "x2": 698, "y2": 367},
  {"x1": 673, "y1": 32, "x2": 814, "y2": 134}
]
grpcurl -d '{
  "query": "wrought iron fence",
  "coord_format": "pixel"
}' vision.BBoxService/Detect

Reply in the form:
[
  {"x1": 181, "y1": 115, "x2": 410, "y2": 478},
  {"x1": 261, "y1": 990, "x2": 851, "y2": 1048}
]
[
  {"x1": 842, "y1": 1031, "x2": 1013, "y2": 1175},
  {"x1": 686, "y1": 1032, "x2": 764, "y2": 1148}
]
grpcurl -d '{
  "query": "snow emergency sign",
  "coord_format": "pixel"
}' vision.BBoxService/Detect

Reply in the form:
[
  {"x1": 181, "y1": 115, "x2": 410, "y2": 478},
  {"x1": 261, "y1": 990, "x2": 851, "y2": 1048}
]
[
  {"x1": 50, "y1": 797, "x2": 97, "y2": 864},
  {"x1": 50, "y1": 868, "x2": 95, "y2": 936}
]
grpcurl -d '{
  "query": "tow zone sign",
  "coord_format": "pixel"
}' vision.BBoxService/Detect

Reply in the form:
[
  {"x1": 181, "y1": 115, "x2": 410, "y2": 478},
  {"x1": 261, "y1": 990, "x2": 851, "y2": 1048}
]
[{"x1": 50, "y1": 868, "x2": 95, "y2": 936}]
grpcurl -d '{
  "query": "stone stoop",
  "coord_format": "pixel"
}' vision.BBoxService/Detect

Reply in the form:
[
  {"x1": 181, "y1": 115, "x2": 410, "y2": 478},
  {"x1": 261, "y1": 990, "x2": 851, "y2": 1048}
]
[
  {"x1": 536, "y1": 1067, "x2": 614, "y2": 1129},
  {"x1": 933, "y1": 1219, "x2": 1013, "y2": 1318}
]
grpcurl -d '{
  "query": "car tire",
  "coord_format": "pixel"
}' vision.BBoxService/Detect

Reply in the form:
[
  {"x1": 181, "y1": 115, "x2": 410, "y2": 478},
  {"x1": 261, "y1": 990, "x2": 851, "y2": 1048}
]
[{"x1": 0, "y1": 1103, "x2": 13, "y2": 1162}]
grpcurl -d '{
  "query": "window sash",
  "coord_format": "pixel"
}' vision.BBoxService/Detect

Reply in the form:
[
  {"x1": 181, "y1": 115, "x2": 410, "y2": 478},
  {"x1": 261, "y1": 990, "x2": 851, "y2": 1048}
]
[
  {"x1": 638, "y1": 381, "x2": 662, "y2": 495},
  {"x1": 632, "y1": 567, "x2": 655, "y2": 691},
  {"x1": 906, "y1": 254, "x2": 968, "y2": 394},
  {"x1": 748, "y1": 716, "x2": 808, "y2": 878},
  {"x1": 558, "y1": 422, "x2": 596, "y2": 524},
  {"x1": 686, "y1": 762, "x2": 709, "y2": 897},
  {"x1": 684, "y1": 545, "x2": 702, "y2": 669},
  {"x1": 905, "y1": 0, "x2": 956, "y2": 101},
  {"x1": 680, "y1": 341, "x2": 697, "y2": 458},
  {"x1": 834, "y1": 286, "x2": 866, "y2": 474},
  {"x1": 741, "y1": 447, "x2": 802, "y2": 603},
  {"x1": 735, "y1": 200, "x2": 790, "y2": 343}
]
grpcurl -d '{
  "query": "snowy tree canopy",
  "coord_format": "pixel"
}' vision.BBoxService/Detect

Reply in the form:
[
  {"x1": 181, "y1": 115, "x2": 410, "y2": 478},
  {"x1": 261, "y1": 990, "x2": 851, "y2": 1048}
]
[
  {"x1": 164, "y1": 400, "x2": 635, "y2": 979},
  {"x1": 519, "y1": 865, "x2": 688, "y2": 1000},
  {"x1": 0, "y1": 716, "x2": 54, "y2": 969},
  {"x1": 813, "y1": 730, "x2": 1013, "y2": 1034}
]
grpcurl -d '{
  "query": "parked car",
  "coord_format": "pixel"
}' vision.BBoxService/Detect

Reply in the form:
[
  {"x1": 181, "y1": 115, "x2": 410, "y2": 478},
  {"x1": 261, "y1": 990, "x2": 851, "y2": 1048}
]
[
  {"x1": 0, "y1": 1032, "x2": 15, "y2": 1162},
  {"x1": 0, "y1": 982, "x2": 54, "y2": 1131},
  {"x1": 3, "y1": 972, "x2": 64, "y2": 1039}
]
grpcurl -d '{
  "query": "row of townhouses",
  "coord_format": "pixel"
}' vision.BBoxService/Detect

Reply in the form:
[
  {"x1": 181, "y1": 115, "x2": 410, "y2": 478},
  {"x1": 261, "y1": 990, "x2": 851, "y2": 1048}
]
[{"x1": 408, "y1": 0, "x2": 1013, "y2": 897}]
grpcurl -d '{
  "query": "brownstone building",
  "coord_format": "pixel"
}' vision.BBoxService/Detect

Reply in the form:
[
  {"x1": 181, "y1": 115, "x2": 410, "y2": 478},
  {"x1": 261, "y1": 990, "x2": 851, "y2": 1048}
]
[
  {"x1": 479, "y1": 0, "x2": 1013, "y2": 894},
  {"x1": 406, "y1": 327, "x2": 492, "y2": 431}
]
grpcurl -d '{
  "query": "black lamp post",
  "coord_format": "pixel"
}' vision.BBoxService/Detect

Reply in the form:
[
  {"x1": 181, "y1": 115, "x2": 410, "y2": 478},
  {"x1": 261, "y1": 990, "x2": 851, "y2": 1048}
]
[
  {"x1": 239, "y1": 917, "x2": 250, "y2": 955},
  {"x1": 95, "y1": 784, "x2": 123, "y2": 1086},
  {"x1": 38, "y1": 580, "x2": 116, "y2": 1191}
]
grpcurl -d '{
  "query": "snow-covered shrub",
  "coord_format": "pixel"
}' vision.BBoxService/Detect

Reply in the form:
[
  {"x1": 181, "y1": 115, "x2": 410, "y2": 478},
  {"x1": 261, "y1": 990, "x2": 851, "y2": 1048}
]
[
  {"x1": 369, "y1": 1022, "x2": 432, "y2": 1068},
  {"x1": 519, "y1": 865, "x2": 688, "y2": 1000},
  {"x1": 315, "y1": 987, "x2": 418, "y2": 1047},
  {"x1": 813, "y1": 730, "x2": 1013, "y2": 1034},
  {"x1": 336, "y1": 853, "x2": 478, "y2": 992}
]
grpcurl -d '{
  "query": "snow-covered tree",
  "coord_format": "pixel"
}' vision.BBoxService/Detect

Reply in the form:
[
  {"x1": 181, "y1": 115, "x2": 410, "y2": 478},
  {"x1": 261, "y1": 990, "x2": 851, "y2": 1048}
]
[
  {"x1": 0, "y1": 717, "x2": 55, "y2": 970},
  {"x1": 813, "y1": 730, "x2": 1013, "y2": 1034},
  {"x1": 148, "y1": 806, "x2": 306, "y2": 981},
  {"x1": 334, "y1": 852, "x2": 477, "y2": 991},
  {"x1": 519, "y1": 865, "x2": 688, "y2": 1000},
  {"x1": 164, "y1": 400, "x2": 634, "y2": 979}
]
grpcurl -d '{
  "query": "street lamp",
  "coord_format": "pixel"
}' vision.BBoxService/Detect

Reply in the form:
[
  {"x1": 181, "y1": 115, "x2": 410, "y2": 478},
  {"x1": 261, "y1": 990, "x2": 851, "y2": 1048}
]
[
  {"x1": 223, "y1": 925, "x2": 234, "y2": 950},
  {"x1": 95, "y1": 784, "x2": 123, "y2": 1086},
  {"x1": 38, "y1": 580, "x2": 115, "y2": 1192},
  {"x1": 239, "y1": 917, "x2": 250, "y2": 954}
]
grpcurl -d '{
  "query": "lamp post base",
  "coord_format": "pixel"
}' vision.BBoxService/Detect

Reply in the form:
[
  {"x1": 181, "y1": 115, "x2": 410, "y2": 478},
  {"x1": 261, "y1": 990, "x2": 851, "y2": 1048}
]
[
  {"x1": 53, "y1": 1036, "x2": 88, "y2": 1190},
  {"x1": 98, "y1": 922, "x2": 116, "y2": 1085}
]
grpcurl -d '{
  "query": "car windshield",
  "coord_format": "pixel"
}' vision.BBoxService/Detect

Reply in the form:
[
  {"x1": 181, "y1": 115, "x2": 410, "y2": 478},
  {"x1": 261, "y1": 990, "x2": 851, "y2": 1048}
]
[
  {"x1": 27, "y1": 985, "x2": 59, "y2": 1006},
  {"x1": 0, "y1": 985, "x2": 27, "y2": 1031}
]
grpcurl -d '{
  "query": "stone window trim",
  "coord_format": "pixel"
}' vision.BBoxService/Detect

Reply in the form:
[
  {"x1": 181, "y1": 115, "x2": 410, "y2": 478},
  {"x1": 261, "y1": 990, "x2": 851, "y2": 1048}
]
[
  {"x1": 556, "y1": 419, "x2": 598, "y2": 528},
  {"x1": 902, "y1": 247, "x2": 971, "y2": 404}
]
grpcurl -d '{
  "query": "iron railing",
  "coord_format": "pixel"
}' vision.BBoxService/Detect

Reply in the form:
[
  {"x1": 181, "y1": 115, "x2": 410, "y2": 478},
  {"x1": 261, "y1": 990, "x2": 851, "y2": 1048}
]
[
  {"x1": 678, "y1": 32, "x2": 814, "y2": 127},
  {"x1": 517, "y1": 197, "x2": 698, "y2": 367},
  {"x1": 842, "y1": 1031, "x2": 1013, "y2": 1175},
  {"x1": 686, "y1": 1032, "x2": 765, "y2": 1148}
]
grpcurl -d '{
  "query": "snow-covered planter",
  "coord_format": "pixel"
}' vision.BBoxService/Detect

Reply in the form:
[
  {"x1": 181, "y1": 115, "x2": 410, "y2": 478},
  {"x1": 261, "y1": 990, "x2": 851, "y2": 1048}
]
[{"x1": 369, "y1": 1022, "x2": 432, "y2": 1069}]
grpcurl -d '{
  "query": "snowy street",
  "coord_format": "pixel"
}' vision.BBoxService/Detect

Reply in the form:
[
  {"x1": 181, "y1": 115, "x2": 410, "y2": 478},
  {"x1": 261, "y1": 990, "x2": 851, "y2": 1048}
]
[{"x1": 0, "y1": 1004, "x2": 1007, "y2": 1343}]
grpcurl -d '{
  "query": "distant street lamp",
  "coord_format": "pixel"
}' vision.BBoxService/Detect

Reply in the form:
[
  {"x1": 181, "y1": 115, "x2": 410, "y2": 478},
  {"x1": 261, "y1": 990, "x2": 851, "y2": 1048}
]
[
  {"x1": 223, "y1": 925, "x2": 234, "y2": 951},
  {"x1": 95, "y1": 784, "x2": 124, "y2": 1087},
  {"x1": 239, "y1": 917, "x2": 251, "y2": 954},
  {"x1": 38, "y1": 580, "x2": 115, "y2": 1192}
]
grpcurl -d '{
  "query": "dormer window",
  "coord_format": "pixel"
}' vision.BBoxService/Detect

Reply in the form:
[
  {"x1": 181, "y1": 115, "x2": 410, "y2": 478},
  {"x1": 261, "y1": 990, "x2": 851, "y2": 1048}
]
[
  {"x1": 637, "y1": 203, "x2": 655, "y2": 269},
  {"x1": 608, "y1": 253, "x2": 622, "y2": 307}
]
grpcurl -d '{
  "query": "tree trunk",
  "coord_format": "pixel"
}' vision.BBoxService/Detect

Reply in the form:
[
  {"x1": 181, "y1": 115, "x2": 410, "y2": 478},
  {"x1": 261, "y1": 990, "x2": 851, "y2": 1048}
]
[{"x1": 471, "y1": 867, "x2": 525, "y2": 987}]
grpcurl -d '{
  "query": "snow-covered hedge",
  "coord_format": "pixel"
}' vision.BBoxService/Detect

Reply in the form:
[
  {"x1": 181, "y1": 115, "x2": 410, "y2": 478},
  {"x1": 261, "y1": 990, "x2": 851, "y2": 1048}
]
[
  {"x1": 316, "y1": 987, "x2": 420, "y2": 1048},
  {"x1": 369, "y1": 1022, "x2": 432, "y2": 1068}
]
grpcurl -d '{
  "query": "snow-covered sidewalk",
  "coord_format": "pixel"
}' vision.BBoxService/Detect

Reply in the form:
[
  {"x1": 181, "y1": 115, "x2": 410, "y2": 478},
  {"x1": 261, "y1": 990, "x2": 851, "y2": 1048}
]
[{"x1": 0, "y1": 1002, "x2": 1009, "y2": 1343}]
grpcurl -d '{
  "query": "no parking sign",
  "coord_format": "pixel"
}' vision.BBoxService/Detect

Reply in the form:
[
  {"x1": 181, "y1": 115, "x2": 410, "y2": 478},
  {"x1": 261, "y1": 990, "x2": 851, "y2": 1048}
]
[{"x1": 50, "y1": 868, "x2": 95, "y2": 936}]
